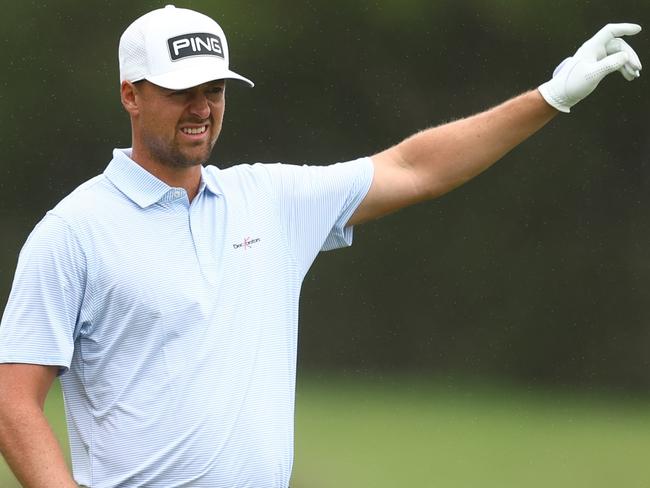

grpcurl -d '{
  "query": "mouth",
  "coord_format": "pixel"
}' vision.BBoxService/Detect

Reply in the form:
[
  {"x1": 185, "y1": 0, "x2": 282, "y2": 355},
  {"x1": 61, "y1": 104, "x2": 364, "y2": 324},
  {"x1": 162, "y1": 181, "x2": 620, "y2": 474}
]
[{"x1": 179, "y1": 124, "x2": 209, "y2": 141}]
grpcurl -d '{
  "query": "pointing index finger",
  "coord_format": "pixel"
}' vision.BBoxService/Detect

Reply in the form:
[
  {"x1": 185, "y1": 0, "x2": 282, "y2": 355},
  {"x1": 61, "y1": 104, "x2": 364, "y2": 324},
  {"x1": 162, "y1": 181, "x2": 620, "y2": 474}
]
[{"x1": 597, "y1": 23, "x2": 642, "y2": 42}]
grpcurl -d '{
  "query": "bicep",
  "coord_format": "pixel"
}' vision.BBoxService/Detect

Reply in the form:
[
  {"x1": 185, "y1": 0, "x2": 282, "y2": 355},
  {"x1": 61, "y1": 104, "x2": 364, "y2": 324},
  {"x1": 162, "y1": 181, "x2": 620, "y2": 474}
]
[
  {"x1": 0, "y1": 364, "x2": 59, "y2": 410},
  {"x1": 347, "y1": 148, "x2": 428, "y2": 226}
]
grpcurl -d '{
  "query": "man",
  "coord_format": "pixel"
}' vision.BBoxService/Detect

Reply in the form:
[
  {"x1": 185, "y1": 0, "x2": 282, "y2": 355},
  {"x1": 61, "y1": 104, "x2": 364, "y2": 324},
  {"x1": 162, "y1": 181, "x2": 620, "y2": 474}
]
[{"x1": 0, "y1": 4, "x2": 642, "y2": 488}]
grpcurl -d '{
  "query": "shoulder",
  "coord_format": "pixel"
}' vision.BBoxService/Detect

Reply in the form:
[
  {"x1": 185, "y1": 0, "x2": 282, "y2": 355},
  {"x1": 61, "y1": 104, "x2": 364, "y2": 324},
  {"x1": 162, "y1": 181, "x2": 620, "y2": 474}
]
[
  {"x1": 48, "y1": 174, "x2": 124, "y2": 224},
  {"x1": 204, "y1": 162, "x2": 285, "y2": 192},
  {"x1": 204, "y1": 158, "x2": 373, "y2": 196},
  {"x1": 35, "y1": 173, "x2": 130, "y2": 248},
  {"x1": 204, "y1": 161, "x2": 284, "y2": 178}
]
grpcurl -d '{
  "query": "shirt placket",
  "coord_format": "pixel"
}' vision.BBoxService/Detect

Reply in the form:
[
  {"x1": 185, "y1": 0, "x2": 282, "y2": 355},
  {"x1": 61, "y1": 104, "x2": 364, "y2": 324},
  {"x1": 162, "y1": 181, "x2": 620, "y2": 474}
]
[{"x1": 188, "y1": 192, "x2": 219, "y2": 287}]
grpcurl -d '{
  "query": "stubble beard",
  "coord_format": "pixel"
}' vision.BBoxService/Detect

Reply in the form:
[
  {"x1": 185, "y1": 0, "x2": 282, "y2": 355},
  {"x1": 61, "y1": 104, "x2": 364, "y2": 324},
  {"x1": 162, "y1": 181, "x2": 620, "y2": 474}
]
[{"x1": 144, "y1": 129, "x2": 218, "y2": 169}]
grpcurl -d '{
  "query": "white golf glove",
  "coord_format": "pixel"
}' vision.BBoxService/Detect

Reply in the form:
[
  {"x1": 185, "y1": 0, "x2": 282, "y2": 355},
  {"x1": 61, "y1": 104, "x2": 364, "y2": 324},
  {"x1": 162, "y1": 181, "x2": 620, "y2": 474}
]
[{"x1": 538, "y1": 23, "x2": 642, "y2": 113}]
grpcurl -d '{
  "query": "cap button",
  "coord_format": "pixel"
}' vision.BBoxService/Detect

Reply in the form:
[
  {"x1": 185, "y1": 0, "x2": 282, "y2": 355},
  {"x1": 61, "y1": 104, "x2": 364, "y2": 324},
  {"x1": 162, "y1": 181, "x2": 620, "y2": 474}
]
[{"x1": 164, "y1": 5, "x2": 176, "y2": 9}]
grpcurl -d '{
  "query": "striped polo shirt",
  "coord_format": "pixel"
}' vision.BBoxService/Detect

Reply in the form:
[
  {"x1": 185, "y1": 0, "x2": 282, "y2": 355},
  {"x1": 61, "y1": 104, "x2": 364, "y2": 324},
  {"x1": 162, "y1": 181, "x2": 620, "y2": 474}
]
[{"x1": 0, "y1": 148, "x2": 374, "y2": 488}]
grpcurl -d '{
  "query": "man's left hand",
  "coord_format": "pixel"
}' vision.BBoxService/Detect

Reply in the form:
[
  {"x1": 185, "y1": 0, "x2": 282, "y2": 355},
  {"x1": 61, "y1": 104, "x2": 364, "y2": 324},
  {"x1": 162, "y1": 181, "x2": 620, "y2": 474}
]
[{"x1": 539, "y1": 23, "x2": 642, "y2": 113}]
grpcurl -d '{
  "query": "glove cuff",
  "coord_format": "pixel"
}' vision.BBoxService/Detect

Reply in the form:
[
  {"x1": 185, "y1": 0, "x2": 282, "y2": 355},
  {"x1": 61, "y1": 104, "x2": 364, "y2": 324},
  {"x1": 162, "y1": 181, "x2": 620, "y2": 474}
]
[
  {"x1": 538, "y1": 56, "x2": 577, "y2": 113},
  {"x1": 538, "y1": 81, "x2": 572, "y2": 113}
]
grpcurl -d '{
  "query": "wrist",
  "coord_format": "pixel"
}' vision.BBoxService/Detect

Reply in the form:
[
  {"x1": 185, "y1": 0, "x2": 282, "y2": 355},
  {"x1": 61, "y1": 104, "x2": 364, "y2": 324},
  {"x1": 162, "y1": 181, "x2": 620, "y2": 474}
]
[
  {"x1": 538, "y1": 57, "x2": 579, "y2": 113},
  {"x1": 537, "y1": 81, "x2": 571, "y2": 113}
]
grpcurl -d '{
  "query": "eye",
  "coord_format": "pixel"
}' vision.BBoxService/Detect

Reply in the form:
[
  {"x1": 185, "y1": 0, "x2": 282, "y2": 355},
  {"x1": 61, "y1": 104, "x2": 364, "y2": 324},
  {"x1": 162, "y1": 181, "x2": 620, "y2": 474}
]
[{"x1": 204, "y1": 85, "x2": 225, "y2": 102}]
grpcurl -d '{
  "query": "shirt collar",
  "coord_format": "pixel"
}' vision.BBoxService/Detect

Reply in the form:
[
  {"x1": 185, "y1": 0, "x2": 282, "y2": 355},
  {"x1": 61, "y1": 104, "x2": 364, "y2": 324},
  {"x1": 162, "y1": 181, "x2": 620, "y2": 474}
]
[
  {"x1": 104, "y1": 148, "x2": 222, "y2": 208},
  {"x1": 199, "y1": 166, "x2": 222, "y2": 197}
]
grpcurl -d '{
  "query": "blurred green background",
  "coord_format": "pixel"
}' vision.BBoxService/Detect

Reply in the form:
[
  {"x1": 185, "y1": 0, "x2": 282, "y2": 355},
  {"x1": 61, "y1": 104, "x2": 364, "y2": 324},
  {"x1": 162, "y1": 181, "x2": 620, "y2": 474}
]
[{"x1": 2, "y1": 0, "x2": 650, "y2": 485}]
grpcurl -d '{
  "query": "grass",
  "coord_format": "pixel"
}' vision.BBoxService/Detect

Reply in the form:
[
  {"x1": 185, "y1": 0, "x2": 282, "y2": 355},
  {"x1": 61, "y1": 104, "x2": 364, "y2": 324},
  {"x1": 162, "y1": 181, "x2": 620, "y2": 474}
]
[
  {"x1": 292, "y1": 374, "x2": 650, "y2": 487},
  {"x1": 2, "y1": 375, "x2": 650, "y2": 487}
]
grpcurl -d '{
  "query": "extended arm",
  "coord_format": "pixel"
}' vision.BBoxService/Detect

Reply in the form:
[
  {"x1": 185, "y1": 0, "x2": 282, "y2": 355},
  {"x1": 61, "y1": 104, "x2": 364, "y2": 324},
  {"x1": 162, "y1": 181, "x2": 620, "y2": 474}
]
[
  {"x1": 349, "y1": 23, "x2": 642, "y2": 225},
  {"x1": 351, "y1": 90, "x2": 555, "y2": 224},
  {"x1": 0, "y1": 364, "x2": 77, "y2": 488}
]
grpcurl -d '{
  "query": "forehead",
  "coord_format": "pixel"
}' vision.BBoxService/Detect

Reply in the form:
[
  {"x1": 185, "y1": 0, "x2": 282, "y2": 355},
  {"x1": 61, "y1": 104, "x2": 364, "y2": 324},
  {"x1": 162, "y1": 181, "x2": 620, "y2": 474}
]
[{"x1": 135, "y1": 79, "x2": 226, "y2": 99}]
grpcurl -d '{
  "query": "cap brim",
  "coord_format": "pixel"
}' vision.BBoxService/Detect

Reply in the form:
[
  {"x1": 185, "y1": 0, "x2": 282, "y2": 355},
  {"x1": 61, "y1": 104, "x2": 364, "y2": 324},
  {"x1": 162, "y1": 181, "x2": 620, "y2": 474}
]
[{"x1": 146, "y1": 67, "x2": 254, "y2": 90}]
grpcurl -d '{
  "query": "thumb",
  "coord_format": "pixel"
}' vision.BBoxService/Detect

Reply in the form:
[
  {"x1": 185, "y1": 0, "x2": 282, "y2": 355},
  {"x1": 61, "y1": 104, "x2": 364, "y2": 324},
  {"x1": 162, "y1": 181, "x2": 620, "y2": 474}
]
[{"x1": 587, "y1": 51, "x2": 630, "y2": 80}]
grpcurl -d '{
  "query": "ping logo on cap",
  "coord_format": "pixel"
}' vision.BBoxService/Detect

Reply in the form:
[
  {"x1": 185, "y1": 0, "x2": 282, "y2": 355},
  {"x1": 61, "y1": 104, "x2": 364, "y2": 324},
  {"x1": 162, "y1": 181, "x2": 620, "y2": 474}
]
[{"x1": 167, "y1": 32, "x2": 224, "y2": 61}]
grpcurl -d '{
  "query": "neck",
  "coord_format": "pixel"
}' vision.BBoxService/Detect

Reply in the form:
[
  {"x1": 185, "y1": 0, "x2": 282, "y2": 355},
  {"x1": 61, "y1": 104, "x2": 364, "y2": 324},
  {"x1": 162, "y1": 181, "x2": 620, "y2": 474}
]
[{"x1": 130, "y1": 147, "x2": 203, "y2": 202}]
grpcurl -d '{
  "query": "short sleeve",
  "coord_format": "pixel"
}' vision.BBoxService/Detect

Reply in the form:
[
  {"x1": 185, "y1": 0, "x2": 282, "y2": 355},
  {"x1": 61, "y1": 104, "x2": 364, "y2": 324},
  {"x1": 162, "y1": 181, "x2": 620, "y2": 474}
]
[
  {"x1": 0, "y1": 213, "x2": 88, "y2": 374},
  {"x1": 261, "y1": 157, "x2": 374, "y2": 275}
]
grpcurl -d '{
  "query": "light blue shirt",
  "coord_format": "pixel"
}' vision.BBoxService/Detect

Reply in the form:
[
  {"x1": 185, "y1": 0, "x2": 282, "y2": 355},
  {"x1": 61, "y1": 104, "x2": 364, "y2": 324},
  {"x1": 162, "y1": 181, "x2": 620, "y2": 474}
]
[{"x1": 0, "y1": 148, "x2": 374, "y2": 488}]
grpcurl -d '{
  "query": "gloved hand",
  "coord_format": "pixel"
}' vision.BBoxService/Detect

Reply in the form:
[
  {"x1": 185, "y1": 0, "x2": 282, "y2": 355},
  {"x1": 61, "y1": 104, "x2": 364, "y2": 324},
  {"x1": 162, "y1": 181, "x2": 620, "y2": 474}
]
[{"x1": 538, "y1": 23, "x2": 642, "y2": 113}]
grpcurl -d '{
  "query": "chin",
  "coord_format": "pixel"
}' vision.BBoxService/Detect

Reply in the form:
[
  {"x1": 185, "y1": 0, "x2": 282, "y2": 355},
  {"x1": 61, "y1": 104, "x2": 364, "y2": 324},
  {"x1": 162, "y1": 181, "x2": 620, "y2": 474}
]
[
  {"x1": 170, "y1": 141, "x2": 213, "y2": 167},
  {"x1": 185, "y1": 149, "x2": 213, "y2": 166}
]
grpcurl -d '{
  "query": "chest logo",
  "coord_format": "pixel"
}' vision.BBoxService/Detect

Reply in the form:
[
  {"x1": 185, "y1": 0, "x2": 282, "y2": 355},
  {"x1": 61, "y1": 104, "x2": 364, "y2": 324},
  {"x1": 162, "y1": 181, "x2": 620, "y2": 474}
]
[{"x1": 233, "y1": 237, "x2": 261, "y2": 250}]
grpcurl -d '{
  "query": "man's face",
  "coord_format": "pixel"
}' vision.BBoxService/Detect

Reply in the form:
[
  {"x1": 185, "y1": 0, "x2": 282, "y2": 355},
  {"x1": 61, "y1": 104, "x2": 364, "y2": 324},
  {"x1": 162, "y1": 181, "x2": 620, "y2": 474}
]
[{"x1": 131, "y1": 80, "x2": 226, "y2": 168}]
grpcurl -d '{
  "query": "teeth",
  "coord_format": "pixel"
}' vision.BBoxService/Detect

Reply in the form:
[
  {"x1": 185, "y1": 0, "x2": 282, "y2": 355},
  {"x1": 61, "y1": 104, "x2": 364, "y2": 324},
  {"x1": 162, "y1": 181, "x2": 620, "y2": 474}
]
[{"x1": 182, "y1": 126, "x2": 207, "y2": 135}]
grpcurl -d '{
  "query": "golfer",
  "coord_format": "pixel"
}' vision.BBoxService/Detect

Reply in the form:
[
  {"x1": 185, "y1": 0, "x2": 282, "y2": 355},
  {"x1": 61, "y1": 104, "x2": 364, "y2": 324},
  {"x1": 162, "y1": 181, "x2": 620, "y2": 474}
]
[{"x1": 0, "y1": 5, "x2": 642, "y2": 488}]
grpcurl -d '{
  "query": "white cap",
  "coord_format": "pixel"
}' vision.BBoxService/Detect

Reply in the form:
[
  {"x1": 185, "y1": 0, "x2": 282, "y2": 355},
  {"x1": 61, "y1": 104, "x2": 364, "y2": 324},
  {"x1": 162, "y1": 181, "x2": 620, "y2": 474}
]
[{"x1": 119, "y1": 5, "x2": 253, "y2": 89}]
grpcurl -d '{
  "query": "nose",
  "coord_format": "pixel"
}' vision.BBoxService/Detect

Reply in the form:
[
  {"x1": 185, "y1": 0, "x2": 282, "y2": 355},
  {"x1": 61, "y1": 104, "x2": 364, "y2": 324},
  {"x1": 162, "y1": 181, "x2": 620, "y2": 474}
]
[{"x1": 188, "y1": 93, "x2": 210, "y2": 119}]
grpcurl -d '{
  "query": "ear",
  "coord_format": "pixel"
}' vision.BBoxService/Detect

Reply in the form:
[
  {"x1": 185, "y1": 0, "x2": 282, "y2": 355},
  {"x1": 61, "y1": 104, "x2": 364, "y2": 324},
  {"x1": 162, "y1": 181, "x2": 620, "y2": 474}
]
[{"x1": 121, "y1": 81, "x2": 140, "y2": 116}]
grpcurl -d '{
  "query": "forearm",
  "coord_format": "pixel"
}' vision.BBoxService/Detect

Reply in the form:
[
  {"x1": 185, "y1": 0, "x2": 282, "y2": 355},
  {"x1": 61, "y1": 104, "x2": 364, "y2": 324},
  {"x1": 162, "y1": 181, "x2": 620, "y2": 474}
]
[
  {"x1": 0, "y1": 401, "x2": 76, "y2": 488},
  {"x1": 394, "y1": 89, "x2": 558, "y2": 199}
]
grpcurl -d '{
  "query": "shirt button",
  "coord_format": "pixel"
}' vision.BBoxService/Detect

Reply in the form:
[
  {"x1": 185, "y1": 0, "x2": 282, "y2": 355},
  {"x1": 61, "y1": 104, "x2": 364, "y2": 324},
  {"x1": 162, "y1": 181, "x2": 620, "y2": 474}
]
[{"x1": 173, "y1": 190, "x2": 183, "y2": 198}]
